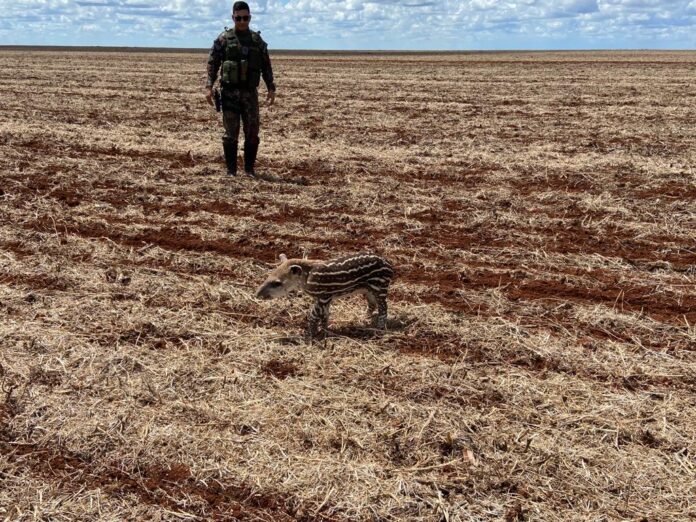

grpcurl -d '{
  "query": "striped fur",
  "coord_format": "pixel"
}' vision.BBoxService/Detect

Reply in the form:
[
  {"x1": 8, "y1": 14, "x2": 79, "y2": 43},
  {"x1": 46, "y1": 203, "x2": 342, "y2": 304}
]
[{"x1": 255, "y1": 253, "x2": 394, "y2": 339}]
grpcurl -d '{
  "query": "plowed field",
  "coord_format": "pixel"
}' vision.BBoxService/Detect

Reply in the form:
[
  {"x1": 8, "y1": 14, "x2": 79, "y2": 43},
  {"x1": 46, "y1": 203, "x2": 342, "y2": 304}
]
[{"x1": 1, "y1": 50, "x2": 695, "y2": 521}]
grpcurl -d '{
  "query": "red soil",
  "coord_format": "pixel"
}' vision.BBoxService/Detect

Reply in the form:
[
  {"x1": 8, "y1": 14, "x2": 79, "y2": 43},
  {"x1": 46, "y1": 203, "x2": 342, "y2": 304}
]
[{"x1": 0, "y1": 437, "x2": 341, "y2": 521}]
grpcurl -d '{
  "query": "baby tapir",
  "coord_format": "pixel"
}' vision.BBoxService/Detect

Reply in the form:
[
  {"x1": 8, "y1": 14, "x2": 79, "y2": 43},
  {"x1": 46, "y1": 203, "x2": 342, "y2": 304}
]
[{"x1": 255, "y1": 253, "x2": 394, "y2": 339}]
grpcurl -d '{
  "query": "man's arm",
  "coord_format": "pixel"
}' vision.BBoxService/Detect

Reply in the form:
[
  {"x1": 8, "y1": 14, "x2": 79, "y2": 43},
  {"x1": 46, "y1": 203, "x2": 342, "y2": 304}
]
[
  {"x1": 205, "y1": 35, "x2": 225, "y2": 106},
  {"x1": 260, "y1": 40, "x2": 276, "y2": 105}
]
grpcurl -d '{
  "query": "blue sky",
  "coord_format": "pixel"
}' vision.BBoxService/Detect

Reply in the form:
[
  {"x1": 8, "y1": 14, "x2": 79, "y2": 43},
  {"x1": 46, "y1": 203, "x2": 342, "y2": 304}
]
[{"x1": 0, "y1": 0, "x2": 694, "y2": 50}]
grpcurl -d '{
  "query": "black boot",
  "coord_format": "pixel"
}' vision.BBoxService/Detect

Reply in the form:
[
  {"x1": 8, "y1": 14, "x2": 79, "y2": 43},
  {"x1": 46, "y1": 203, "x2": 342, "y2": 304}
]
[
  {"x1": 222, "y1": 138, "x2": 237, "y2": 176},
  {"x1": 243, "y1": 140, "x2": 259, "y2": 177}
]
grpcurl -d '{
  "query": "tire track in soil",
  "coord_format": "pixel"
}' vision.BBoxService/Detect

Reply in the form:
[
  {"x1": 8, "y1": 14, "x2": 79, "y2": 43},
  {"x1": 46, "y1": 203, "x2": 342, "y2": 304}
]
[
  {"x1": 14, "y1": 177, "x2": 693, "y2": 287},
  {"x1": 18, "y1": 179, "x2": 696, "y2": 269},
  {"x1": 138, "y1": 190, "x2": 696, "y2": 270},
  {"x1": 0, "y1": 436, "x2": 341, "y2": 521},
  {"x1": 402, "y1": 222, "x2": 696, "y2": 269},
  {"x1": 19, "y1": 209, "x2": 668, "y2": 292},
  {"x1": 402, "y1": 267, "x2": 696, "y2": 325},
  {"x1": 11, "y1": 189, "x2": 696, "y2": 283},
  {"x1": 8, "y1": 137, "x2": 205, "y2": 166}
]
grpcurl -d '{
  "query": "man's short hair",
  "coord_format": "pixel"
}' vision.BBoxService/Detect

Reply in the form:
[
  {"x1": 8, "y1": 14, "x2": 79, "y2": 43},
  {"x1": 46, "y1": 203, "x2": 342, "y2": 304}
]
[{"x1": 233, "y1": 1, "x2": 250, "y2": 12}]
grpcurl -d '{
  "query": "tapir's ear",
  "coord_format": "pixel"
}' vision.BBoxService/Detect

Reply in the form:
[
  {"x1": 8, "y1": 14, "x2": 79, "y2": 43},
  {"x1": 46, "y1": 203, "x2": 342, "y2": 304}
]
[
  {"x1": 289, "y1": 265, "x2": 302, "y2": 276},
  {"x1": 279, "y1": 253, "x2": 288, "y2": 263}
]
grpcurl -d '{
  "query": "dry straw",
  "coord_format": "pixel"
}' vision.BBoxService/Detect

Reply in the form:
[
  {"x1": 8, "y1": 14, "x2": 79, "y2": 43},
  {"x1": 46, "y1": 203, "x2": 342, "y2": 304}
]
[{"x1": 1, "y1": 49, "x2": 695, "y2": 521}]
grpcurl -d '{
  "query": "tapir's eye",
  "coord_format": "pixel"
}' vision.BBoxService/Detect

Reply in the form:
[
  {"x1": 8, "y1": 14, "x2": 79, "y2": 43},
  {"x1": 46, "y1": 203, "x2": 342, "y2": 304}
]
[{"x1": 269, "y1": 281, "x2": 282, "y2": 287}]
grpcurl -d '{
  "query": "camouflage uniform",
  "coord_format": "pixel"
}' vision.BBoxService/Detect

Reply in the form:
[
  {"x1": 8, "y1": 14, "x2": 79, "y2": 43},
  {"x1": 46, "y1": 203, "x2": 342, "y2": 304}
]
[{"x1": 207, "y1": 28, "x2": 275, "y2": 175}]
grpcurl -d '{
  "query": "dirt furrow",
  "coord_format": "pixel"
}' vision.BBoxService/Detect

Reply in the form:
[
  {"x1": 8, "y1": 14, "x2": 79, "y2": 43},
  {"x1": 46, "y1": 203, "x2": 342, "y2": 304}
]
[{"x1": 0, "y1": 437, "x2": 339, "y2": 521}]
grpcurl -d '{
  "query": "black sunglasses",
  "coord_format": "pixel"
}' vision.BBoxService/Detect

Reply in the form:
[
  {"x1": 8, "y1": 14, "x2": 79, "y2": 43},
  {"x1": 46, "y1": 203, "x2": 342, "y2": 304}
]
[{"x1": 234, "y1": 15, "x2": 250, "y2": 21}]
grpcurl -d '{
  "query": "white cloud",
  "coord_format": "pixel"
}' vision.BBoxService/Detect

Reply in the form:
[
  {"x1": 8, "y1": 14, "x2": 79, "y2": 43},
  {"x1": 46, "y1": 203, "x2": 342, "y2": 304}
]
[{"x1": 0, "y1": 0, "x2": 693, "y2": 48}]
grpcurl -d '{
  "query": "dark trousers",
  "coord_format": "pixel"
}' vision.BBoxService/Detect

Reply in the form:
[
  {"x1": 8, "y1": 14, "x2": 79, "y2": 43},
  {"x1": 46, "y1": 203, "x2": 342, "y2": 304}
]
[{"x1": 222, "y1": 88, "x2": 260, "y2": 146}]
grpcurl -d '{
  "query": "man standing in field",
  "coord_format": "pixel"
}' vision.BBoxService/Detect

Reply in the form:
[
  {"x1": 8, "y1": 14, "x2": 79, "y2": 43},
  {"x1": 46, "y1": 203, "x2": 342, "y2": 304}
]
[{"x1": 205, "y1": 1, "x2": 276, "y2": 177}]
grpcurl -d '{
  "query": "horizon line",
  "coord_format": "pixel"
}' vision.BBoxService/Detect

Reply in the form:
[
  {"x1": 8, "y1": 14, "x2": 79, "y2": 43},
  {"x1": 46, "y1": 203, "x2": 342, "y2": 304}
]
[{"x1": 0, "y1": 45, "x2": 694, "y2": 54}]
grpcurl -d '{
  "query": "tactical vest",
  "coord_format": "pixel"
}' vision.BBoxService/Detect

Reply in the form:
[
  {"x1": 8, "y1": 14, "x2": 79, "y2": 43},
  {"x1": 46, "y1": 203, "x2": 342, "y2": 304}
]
[{"x1": 221, "y1": 29, "x2": 264, "y2": 90}]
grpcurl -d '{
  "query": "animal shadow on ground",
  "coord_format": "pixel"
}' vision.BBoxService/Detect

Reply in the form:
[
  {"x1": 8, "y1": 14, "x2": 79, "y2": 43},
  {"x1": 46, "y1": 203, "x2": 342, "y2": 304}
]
[
  {"x1": 270, "y1": 314, "x2": 414, "y2": 345},
  {"x1": 331, "y1": 314, "x2": 414, "y2": 341}
]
